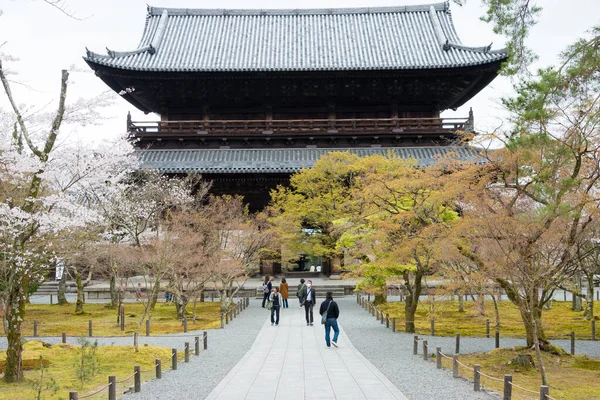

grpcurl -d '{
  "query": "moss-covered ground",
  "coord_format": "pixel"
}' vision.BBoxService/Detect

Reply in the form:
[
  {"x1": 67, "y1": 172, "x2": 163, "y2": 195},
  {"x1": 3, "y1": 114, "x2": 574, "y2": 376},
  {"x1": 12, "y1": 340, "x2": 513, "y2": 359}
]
[
  {"x1": 0, "y1": 340, "x2": 172, "y2": 400},
  {"x1": 377, "y1": 300, "x2": 597, "y2": 339},
  {"x1": 438, "y1": 347, "x2": 600, "y2": 400},
  {"x1": 16, "y1": 302, "x2": 222, "y2": 337}
]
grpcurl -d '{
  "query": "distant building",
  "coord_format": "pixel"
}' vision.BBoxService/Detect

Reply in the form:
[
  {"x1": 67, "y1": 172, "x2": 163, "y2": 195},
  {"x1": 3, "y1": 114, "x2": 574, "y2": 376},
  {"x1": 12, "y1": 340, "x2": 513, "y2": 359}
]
[{"x1": 85, "y1": 3, "x2": 506, "y2": 212}]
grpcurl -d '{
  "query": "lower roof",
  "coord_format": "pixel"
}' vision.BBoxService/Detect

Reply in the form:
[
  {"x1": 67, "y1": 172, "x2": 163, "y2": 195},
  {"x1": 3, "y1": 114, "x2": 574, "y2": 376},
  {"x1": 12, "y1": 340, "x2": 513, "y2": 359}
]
[{"x1": 138, "y1": 146, "x2": 481, "y2": 174}]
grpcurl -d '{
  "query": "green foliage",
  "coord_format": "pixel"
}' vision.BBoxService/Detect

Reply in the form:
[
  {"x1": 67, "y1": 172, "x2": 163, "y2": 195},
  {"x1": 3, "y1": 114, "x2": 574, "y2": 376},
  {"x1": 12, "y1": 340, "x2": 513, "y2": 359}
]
[
  {"x1": 30, "y1": 356, "x2": 58, "y2": 400},
  {"x1": 75, "y1": 337, "x2": 100, "y2": 383}
]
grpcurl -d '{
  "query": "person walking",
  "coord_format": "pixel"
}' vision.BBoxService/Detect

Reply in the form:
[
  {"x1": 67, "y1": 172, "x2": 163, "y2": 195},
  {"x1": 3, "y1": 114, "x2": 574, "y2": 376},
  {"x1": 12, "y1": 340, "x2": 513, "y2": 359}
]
[
  {"x1": 296, "y1": 278, "x2": 306, "y2": 304},
  {"x1": 280, "y1": 278, "x2": 289, "y2": 308},
  {"x1": 269, "y1": 287, "x2": 283, "y2": 326},
  {"x1": 319, "y1": 291, "x2": 340, "y2": 348},
  {"x1": 261, "y1": 276, "x2": 272, "y2": 308},
  {"x1": 300, "y1": 280, "x2": 316, "y2": 326},
  {"x1": 135, "y1": 283, "x2": 143, "y2": 301}
]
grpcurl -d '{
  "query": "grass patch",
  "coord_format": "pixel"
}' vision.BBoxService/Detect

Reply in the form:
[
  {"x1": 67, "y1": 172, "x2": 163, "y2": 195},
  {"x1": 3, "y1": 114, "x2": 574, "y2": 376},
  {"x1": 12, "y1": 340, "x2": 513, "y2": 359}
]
[
  {"x1": 0, "y1": 340, "x2": 171, "y2": 400},
  {"x1": 16, "y1": 302, "x2": 222, "y2": 337},
  {"x1": 438, "y1": 348, "x2": 600, "y2": 400},
  {"x1": 378, "y1": 300, "x2": 596, "y2": 339}
]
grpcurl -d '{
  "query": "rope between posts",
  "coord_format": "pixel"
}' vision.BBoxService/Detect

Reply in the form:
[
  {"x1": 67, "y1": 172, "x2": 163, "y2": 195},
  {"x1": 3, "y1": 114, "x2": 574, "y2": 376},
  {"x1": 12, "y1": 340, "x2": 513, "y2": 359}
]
[
  {"x1": 509, "y1": 381, "x2": 541, "y2": 395},
  {"x1": 116, "y1": 371, "x2": 137, "y2": 384},
  {"x1": 477, "y1": 370, "x2": 504, "y2": 382},
  {"x1": 438, "y1": 351, "x2": 453, "y2": 360},
  {"x1": 78, "y1": 382, "x2": 112, "y2": 398},
  {"x1": 545, "y1": 395, "x2": 558, "y2": 400},
  {"x1": 456, "y1": 359, "x2": 471, "y2": 370},
  {"x1": 139, "y1": 366, "x2": 154, "y2": 373}
]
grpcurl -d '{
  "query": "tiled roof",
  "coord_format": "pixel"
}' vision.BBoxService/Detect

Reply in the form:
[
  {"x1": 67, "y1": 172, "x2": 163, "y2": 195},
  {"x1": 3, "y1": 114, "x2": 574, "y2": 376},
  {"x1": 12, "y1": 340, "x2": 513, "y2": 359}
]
[
  {"x1": 85, "y1": 3, "x2": 506, "y2": 72},
  {"x1": 138, "y1": 146, "x2": 482, "y2": 174}
]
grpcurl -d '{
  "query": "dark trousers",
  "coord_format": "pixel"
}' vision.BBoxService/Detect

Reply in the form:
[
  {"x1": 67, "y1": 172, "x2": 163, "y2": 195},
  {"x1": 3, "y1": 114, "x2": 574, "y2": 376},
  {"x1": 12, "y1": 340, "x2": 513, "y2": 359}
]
[
  {"x1": 262, "y1": 292, "x2": 269, "y2": 307},
  {"x1": 282, "y1": 298, "x2": 289, "y2": 308},
  {"x1": 304, "y1": 301, "x2": 314, "y2": 324},
  {"x1": 271, "y1": 306, "x2": 280, "y2": 324}
]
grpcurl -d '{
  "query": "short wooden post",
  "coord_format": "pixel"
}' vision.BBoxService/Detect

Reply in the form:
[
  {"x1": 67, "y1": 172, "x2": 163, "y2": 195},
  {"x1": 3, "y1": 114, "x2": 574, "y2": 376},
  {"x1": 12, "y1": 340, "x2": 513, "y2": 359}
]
[
  {"x1": 495, "y1": 330, "x2": 500, "y2": 348},
  {"x1": 357, "y1": 293, "x2": 359, "y2": 303},
  {"x1": 33, "y1": 320, "x2": 38, "y2": 337},
  {"x1": 134, "y1": 365, "x2": 141, "y2": 392},
  {"x1": 195, "y1": 336, "x2": 200, "y2": 355},
  {"x1": 392, "y1": 317, "x2": 396, "y2": 332},
  {"x1": 455, "y1": 333, "x2": 460, "y2": 354},
  {"x1": 570, "y1": 331, "x2": 575, "y2": 355},
  {"x1": 452, "y1": 354, "x2": 459, "y2": 378},
  {"x1": 50, "y1": 294, "x2": 53, "y2": 305},
  {"x1": 62, "y1": 332, "x2": 66, "y2": 344},
  {"x1": 430, "y1": 319, "x2": 435, "y2": 336},
  {"x1": 120, "y1": 305, "x2": 125, "y2": 332},
  {"x1": 503, "y1": 374, "x2": 512, "y2": 400},
  {"x1": 371, "y1": 304, "x2": 375, "y2": 316},
  {"x1": 69, "y1": 391, "x2": 78, "y2": 400},
  {"x1": 474, "y1": 364, "x2": 481, "y2": 391},
  {"x1": 88, "y1": 320, "x2": 93, "y2": 337},
  {"x1": 539, "y1": 385, "x2": 549, "y2": 400},
  {"x1": 436, "y1": 347, "x2": 442, "y2": 369},
  {"x1": 413, "y1": 336, "x2": 419, "y2": 355},
  {"x1": 156, "y1": 358, "x2": 161, "y2": 379},
  {"x1": 204, "y1": 331, "x2": 208, "y2": 350},
  {"x1": 108, "y1": 376, "x2": 116, "y2": 400},
  {"x1": 386, "y1": 313, "x2": 390, "y2": 328},
  {"x1": 220, "y1": 313, "x2": 224, "y2": 328},
  {"x1": 183, "y1": 316, "x2": 188, "y2": 333},
  {"x1": 422, "y1": 340, "x2": 428, "y2": 361},
  {"x1": 486, "y1": 319, "x2": 490, "y2": 338},
  {"x1": 225, "y1": 311, "x2": 229, "y2": 324},
  {"x1": 592, "y1": 320, "x2": 596, "y2": 341},
  {"x1": 185, "y1": 342, "x2": 190, "y2": 363},
  {"x1": 146, "y1": 319, "x2": 150, "y2": 336},
  {"x1": 376, "y1": 309, "x2": 380, "y2": 321},
  {"x1": 563, "y1": 290, "x2": 567, "y2": 301},
  {"x1": 172, "y1": 349, "x2": 177, "y2": 370}
]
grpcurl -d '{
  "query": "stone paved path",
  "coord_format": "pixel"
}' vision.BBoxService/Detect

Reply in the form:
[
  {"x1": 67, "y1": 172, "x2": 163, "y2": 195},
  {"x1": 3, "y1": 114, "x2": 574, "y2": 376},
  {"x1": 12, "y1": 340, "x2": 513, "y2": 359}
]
[{"x1": 206, "y1": 306, "x2": 408, "y2": 400}]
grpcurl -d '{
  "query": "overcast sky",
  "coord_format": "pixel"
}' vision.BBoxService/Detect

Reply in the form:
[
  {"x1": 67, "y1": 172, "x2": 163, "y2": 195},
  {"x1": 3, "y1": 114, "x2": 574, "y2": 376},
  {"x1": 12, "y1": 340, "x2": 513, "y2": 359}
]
[{"x1": 1, "y1": 0, "x2": 600, "y2": 145}]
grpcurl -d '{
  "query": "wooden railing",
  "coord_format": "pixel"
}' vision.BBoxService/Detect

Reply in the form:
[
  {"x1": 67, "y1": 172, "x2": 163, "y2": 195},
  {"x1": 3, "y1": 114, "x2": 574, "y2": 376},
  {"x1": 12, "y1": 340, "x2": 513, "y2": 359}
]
[{"x1": 128, "y1": 117, "x2": 470, "y2": 136}]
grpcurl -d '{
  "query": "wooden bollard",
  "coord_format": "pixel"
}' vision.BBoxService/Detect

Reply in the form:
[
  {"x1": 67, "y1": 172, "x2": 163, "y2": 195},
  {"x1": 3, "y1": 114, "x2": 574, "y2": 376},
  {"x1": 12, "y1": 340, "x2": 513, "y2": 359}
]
[
  {"x1": 474, "y1": 365, "x2": 481, "y2": 391},
  {"x1": 455, "y1": 333, "x2": 460, "y2": 354},
  {"x1": 592, "y1": 320, "x2": 596, "y2": 341},
  {"x1": 423, "y1": 340, "x2": 428, "y2": 361},
  {"x1": 62, "y1": 332, "x2": 66, "y2": 344},
  {"x1": 486, "y1": 319, "x2": 490, "y2": 338},
  {"x1": 195, "y1": 336, "x2": 200, "y2": 355},
  {"x1": 225, "y1": 311, "x2": 229, "y2": 324},
  {"x1": 146, "y1": 319, "x2": 150, "y2": 336},
  {"x1": 50, "y1": 294, "x2": 53, "y2": 305},
  {"x1": 503, "y1": 374, "x2": 512, "y2": 400},
  {"x1": 183, "y1": 317, "x2": 188, "y2": 333},
  {"x1": 413, "y1": 336, "x2": 419, "y2": 355},
  {"x1": 452, "y1": 354, "x2": 459, "y2": 378},
  {"x1": 220, "y1": 313, "x2": 224, "y2": 328},
  {"x1": 386, "y1": 314, "x2": 390, "y2": 328},
  {"x1": 495, "y1": 330, "x2": 500, "y2": 349},
  {"x1": 570, "y1": 331, "x2": 575, "y2": 355},
  {"x1": 88, "y1": 320, "x2": 93, "y2": 337},
  {"x1": 108, "y1": 376, "x2": 116, "y2": 400},
  {"x1": 392, "y1": 317, "x2": 396, "y2": 332},
  {"x1": 436, "y1": 347, "x2": 442, "y2": 369},
  {"x1": 540, "y1": 385, "x2": 549, "y2": 400},
  {"x1": 204, "y1": 331, "x2": 208, "y2": 350},
  {"x1": 134, "y1": 365, "x2": 141, "y2": 392},
  {"x1": 185, "y1": 342, "x2": 190, "y2": 362},
  {"x1": 69, "y1": 391, "x2": 78, "y2": 400},
  {"x1": 430, "y1": 319, "x2": 435, "y2": 336},
  {"x1": 380, "y1": 311, "x2": 384, "y2": 324},
  {"x1": 376, "y1": 308, "x2": 380, "y2": 321},
  {"x1": 156, "y1": 358, "x2": 162, "y2": 379},
  {"x1": 33, "y1": 320, "x2": 38, "y2": 337},
  {"x1": 172, "y1": 349, "x2": 177, "y2": 370}
]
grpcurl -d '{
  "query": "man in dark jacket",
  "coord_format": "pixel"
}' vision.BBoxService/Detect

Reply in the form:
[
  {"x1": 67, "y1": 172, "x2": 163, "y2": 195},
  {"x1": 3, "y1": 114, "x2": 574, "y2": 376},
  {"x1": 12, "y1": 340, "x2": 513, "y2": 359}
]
[
  {"x1": 261, "y1": 276, "x2": 272, "y2": 308},
  {"x1": 300, "y1": 280, "x2": 316, "y2": 326},
  {"x1": 319, "y1": 291, "x2": 340, "y2": 347}
]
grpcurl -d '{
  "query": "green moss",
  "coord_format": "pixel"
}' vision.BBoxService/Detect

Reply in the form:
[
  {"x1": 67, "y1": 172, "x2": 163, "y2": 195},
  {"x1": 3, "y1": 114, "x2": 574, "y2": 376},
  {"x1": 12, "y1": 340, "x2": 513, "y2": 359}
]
[{"x1": 573, "y1": 356, "x2": 600, "y2": 371}]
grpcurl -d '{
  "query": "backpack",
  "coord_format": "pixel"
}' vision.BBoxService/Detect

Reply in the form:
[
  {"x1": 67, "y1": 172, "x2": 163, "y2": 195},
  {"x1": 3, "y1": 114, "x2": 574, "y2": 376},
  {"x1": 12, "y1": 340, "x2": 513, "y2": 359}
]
[
  {"x1": 296, "y1": 284, "x2": 306, "y2": 297},
  {"x1": 263, "y1": 283, "x2": 270, "y2": 294}
]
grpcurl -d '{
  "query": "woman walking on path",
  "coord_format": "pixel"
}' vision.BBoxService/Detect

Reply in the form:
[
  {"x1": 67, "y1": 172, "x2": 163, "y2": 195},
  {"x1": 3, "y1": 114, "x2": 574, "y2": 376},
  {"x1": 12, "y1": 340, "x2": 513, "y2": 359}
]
[
  {"x1": 280, "y1": 278, "x2": 289, "y2": 308},
  {"x1": 296, "y1": 278, "x2": 306, "y2": 304},
  {"x1": 269, "y1": 287, "x2": 283, "y2": 326},
  {"x1": 319, "y1": 291, "x2": 340, "y2": 347}
]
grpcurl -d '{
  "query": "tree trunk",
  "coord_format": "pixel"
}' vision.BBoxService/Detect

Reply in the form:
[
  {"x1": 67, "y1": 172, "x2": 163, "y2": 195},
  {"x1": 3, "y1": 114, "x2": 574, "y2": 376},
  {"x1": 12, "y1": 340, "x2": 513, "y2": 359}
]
[
  {"x1": 475, "y1": 289, "x2": 485, "y2": 316},
  {"x1": 57, "y1": 272, "x2": 68, "y2": 305},
  {"x1": 584, "y1": 273, "x2": 594, "y2": 320},
  {"x1": 457, "y1": 290, "x2": 464, "y2": 312},
  {"x1": 491, "y1": 293, "x2": 501, "y2": 327},
  {"x1": 108, "y1": 273, "x2": 117, "y2": 308},
  {"x1": 4, "y1": 277, "x2": 28, "y2": 383},
  {"x1": 518, "y1": 302, "x2": 550, "y2": 350},
  {"x1": 403, "y1": 270, "x2": 423, "y2": 333},
  {"x1": 74, "y1": 272, "x2": 84, "y2": 314},
  {"x1": 149, "y1": 277, "x2": 160, "y2": 311}
]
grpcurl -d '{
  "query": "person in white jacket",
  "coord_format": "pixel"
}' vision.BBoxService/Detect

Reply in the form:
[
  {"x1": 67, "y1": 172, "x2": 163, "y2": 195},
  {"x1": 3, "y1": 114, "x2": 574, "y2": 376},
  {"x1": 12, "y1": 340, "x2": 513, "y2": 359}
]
[{"x1": 269, "y1": 287, "x2": 283, "y2": 326}]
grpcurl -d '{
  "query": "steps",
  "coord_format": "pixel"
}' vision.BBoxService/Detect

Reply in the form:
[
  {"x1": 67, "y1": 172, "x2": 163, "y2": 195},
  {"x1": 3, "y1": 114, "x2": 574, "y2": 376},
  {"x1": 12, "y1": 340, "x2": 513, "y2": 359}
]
[
  {"x1": 33, "y1": 280, "x2": 76, "y2": 295},
  {"x1": 255, "y1": 285, "x2": 348, "y2": 299}
]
